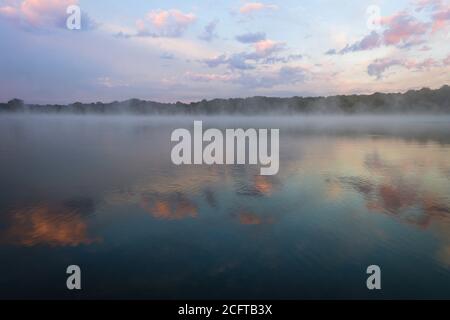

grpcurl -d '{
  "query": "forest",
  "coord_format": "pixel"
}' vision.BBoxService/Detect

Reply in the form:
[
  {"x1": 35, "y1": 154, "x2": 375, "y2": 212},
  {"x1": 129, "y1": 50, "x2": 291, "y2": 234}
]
[{"x1": 1, "y1": 85, "x2": 449, "y2": 115}]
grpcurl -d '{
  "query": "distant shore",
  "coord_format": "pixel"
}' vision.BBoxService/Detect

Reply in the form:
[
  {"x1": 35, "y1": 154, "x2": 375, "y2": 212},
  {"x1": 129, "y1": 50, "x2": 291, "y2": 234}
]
[{"x1": 1, "y1": 85, "x2": 449, "y2": 115}]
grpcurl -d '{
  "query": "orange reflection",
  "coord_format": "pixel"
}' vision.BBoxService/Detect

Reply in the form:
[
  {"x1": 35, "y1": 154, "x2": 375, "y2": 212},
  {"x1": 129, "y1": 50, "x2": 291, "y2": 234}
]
[
  {"x1": 254, "y1": 176, "x2": 274, "y2": 195},
  {"x1": 237, "y1": 175, "x2": 279, "y2": 197},
  {"x1": 334, "y1": 174, "x2": 450, "y2": 229},
  {"x1": 141, "y1": 193, "x2": 198, "y2": 220},
  {"x1": 317, "y1": 139, "x2": 450, "y2": 267},
  {"x1": 2, "y1": 204, "x2": 98, "y2": 247},
  {"x1": 237, "y1": 211, "x2": 274, "y2": 225},
  {"x1": 377, "y1": 184, "x2": 417, "y2": 214},
  {"x1": 152, "y1": 200, "x2": 172, "y2": 219}
]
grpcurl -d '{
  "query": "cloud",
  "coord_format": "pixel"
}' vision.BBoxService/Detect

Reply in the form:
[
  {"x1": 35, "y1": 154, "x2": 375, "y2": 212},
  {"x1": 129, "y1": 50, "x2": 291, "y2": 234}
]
[
  {"x1": 203, "y1": 53, "x2": 253, "y2": 70},
  {"x1": 405, "y1": 57, "x2": 440, "y2": 70},
  {"x1": 263, "y1": 53, "x2": 303, "y2": 64},
  {"x1": 136, "y1": 9, "x2": 196, "y2": 37},
  {"x1": 202, "y1": 39, "x2": 285, "y2": 71},
  {"x1": 366, "y1": 58, "x2": 400, "y2": 79},
  {"x1": 329, "y1": 1, "x2": 450, "y2": 55},
  {"x1": 252, "y1": 39, "x2": 285, "y2": 57},
  {"x1": 235, "y1": 31, "x2": 266, "y2": 43},
  {"x1": 187, "y1": 65, "x2": 308, "y2": 89},
  {"x1": 96, "y1": 76, "x2": 130, "y2": 88},
  {"x1": 239, "y1": 2, "x2": 278, "y2": 14},
  {"x1": 227, "y1": 53, "x2": 256, "y2": 69},
  {"x1": 339, "y1": 31, "x2": 382, "y2": 54},
  {"x1": 203, "y1": 54, "x2": 229, "y2": 68},
  {"x1": 415, "y1": 0, "x2": 450, "y2": 31},
  {"x1": 432, "y1": 6, "x2": 450, "y2": 32},
  {"x1": 381, "y1": 11, "x2": 429, "y2": 47},
  {"x1": 237, "y1": 66, "x2": 308, "y2": 88},
  {"x1": 415, "y1": 0, "x2": 443, "y2": 12},
  {"x1": 185, "y1": 71, "x2": 236, "y2": 82},
  {"x1": 339, "y1": 12, "x2": 429, "y2": 53},
  {"x1": 202, "y1": 37, "x2": 284, "y2": 69},
  {"x1": 160, "y1": 52, "x2": 175, "y2": 60},
  {"x1": 367, "y1": 55, "x2": 444, "y2": 79},
  {"x1": 277, "y1": 66, "x2": 308, "y2": 83},
  {"x1": 0, "y1": 0, "x2": 82, "y2": 29},
  {"x1": 419, "y1": 45, "x2": 432, "y2": 51},
  {"x1": 416, "y1": 0, "x2": 450, "y2": 32},
  {"x1": 444, "y1": 54, "x2": 450, "y2": 65},
  {"x1": 198, "y1": 19, "x2": 219, "y2": 42}
]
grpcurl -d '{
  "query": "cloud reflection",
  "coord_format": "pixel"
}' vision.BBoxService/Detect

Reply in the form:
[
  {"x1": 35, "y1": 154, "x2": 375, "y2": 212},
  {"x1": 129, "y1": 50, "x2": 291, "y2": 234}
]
[
  {"x1": 1, "y1": 198, "x2": 99, "y2": 247},
  {"x1": 141, "y1": 192, "x2": 198, "y2": 220},
  {"x1": 236, "y1": 175, "x2": 279, "y2": 197}
]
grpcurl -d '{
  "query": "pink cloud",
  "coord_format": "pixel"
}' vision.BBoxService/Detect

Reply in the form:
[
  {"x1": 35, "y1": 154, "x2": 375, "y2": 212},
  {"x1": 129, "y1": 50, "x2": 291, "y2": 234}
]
[
  {"x1": 368, "y1": 55, "x2": 445, "y2": 79},
  {"x1": 148, "y1": 10, "x2": 170, "y2": 28},
  {"x1": 148, "y1": 9, "x2": 195, "y2": 28},
  {"x1": 380, "y1": 12, "x2": 429, "y2": 47},
  {"x1": 0, "y1": 0, "x2": 78, "y2": 28},
  {"x1": 415, "y1": 0, "x2": 450, "y2": 32},
  {"x1": 254, "y1": 39, "x2": 281, "y2": 55},
  {"x1": 202, "y1": 38, "x2": 284, "y2": 70},
  {"x1": 244, "y1": 39, "x2": 285, "y2": 61},
  {"x1": 334, "y1": 11, "x2": 430, "y2": 53},
  {"x1": 404, "y1": 58, "x2": 439, "y2": 69},
  {"x1": 333, "y1": 2, "x2": 450, "y2": 54},
  {"x1": 137, "y1": 9, "x2": 196, "y2": 37},
  {"x1": 239, "y1": 2, "x2": 278, "y2": 14},
  {"x1": 432, "y1": 7, "x2": 450, "y2": 32},
  {"x1": 443, "y1": 55, "x2": 450, "y2": 65}
]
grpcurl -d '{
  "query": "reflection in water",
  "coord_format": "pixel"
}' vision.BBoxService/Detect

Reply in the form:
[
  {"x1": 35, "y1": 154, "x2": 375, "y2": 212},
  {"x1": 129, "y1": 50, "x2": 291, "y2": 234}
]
[
  {"x1": 1, "y1": 198, "x2": 99, "y2": 247},
  {"x1": 327, "y1": 147, "x2": 450, "y2": 229},
  {"x1": 236, "y1": 211, "x2": 274, "y2": 225},
  {"x1": 236, "y1": 175, "x2": 279, "y2": 197},
  {"x1": 1, "y1": 116, "x2": 450, "y2": 299},
  {"x1": 334, "y1": 176, "x2": 450, "y2": 228},
  {"x1": 337, "y1": 176, "x2": 374, "y2": 195},
  {"x1": 203, "y1": 188, "x2": 218, "y2": 208},
  {"x1": 141, "y1": 192, "x2": 198, "y2": 220},
  {"x1": 254, "y1": 176, "x2": 275, "y2": 195},
  {"x1": 321, "y1": 143, "x2": 450, "y2": 268}
]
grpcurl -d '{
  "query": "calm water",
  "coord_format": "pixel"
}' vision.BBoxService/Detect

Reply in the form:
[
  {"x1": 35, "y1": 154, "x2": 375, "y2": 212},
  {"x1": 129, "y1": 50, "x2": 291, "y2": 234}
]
[{"x1": 0, "y1": 115, "x2": 449, "y2": 299}]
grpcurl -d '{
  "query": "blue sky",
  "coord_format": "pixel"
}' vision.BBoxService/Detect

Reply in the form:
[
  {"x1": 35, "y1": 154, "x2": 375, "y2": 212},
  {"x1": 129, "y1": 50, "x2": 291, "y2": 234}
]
[{"x1": 0, "y1": 0, "x2": 449, "y2": 103}]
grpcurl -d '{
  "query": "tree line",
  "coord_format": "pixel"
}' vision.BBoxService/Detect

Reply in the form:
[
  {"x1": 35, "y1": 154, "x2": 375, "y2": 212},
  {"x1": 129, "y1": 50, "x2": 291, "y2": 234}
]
[{"x1": 1, "y1": 85, "x2": 449, "y2": 115}]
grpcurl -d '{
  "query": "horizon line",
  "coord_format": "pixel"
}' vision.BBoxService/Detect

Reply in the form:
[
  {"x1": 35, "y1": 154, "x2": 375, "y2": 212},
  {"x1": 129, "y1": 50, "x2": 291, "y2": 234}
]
[{"x1": 2, "y1": 84, "x2": 449, "y2": 106}]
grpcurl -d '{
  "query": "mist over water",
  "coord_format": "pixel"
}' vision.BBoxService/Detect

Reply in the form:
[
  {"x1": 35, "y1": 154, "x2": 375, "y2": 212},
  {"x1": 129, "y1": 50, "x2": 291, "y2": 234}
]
[{"x1": 0, "y1": 114, "x2": 450, "y2": 299}]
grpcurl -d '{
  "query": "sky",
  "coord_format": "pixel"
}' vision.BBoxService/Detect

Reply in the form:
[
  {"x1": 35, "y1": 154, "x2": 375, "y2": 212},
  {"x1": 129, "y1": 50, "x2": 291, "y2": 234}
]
[{"x1": 0, "y1": 0, "x2": 449, "y2": 104}]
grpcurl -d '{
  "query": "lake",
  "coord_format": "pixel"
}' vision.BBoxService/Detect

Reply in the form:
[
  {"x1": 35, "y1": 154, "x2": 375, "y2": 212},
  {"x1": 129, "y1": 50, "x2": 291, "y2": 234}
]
[{"x1": 0, "y1": 114, "x2": 449, "y2": 299}]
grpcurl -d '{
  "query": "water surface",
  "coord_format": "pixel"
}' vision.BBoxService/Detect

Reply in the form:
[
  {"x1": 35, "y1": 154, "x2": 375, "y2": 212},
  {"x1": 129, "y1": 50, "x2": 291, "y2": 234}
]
[{"x1": 0, "y1": 115, "x2": 449, "y2": 299}]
